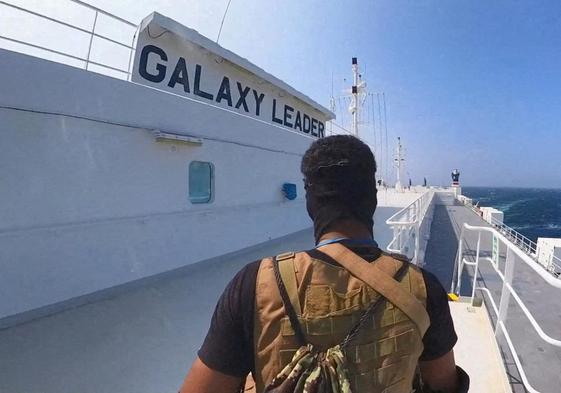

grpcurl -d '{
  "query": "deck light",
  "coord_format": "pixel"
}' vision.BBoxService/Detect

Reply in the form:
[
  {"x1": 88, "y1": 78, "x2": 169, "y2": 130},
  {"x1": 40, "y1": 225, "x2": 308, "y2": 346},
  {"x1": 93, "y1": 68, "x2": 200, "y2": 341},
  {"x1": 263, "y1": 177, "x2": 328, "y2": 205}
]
[{"x1": 152, "y1": 130, "x2": 203, "y2": 145}]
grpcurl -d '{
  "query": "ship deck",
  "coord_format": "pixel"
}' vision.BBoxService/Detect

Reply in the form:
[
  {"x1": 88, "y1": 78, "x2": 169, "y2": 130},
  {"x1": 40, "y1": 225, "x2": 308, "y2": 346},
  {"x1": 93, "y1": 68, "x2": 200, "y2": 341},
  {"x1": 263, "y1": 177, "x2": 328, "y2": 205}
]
[
  {"x1": 1, "y1": 194, "x2": 560, "y2": 393},
  {"x1": 0, "y1": 228, "x2": 313, "y2": 393},
  {"x1": 424, "y1": 194, "x2": 561, "y2": 393},
  {"x1": 0, "y1": 204, "x2": 402, "y2": 393}
]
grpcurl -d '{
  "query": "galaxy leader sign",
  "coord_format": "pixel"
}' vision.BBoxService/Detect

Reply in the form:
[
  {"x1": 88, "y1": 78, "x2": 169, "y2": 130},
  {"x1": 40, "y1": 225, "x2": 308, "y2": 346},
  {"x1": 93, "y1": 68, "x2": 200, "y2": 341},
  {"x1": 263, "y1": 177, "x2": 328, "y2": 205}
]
[{"x1": 131, "y1": 21, "x2": 326, "y2": 138}]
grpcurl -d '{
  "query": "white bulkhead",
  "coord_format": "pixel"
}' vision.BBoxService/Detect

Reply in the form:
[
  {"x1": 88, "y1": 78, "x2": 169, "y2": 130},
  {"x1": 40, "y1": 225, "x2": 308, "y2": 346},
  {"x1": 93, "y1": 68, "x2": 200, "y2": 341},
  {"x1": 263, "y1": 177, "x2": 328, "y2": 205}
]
[{"x1": 0, "y1": 12, "x2": 334, "y2": 325}]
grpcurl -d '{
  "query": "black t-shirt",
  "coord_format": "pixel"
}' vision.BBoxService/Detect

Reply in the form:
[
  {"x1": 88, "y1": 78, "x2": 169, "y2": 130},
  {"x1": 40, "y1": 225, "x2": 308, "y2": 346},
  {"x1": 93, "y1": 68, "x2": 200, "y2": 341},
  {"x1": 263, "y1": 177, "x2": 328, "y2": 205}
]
[{"x1": 198, "y1": 246, "x2": 458, "y2": 378}]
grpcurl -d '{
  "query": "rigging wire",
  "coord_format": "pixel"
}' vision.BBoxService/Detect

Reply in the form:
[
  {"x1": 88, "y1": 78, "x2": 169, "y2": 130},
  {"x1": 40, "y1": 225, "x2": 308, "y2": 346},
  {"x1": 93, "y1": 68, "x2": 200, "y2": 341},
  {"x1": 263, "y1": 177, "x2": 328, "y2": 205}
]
[
  {"x1": 376, "y1": 93, "x2": 383, "y2": 181},
  {"x1": 216, "y1": 0, "x2": 233, "y2": 43},
  {"x1": 382, "y1": 92, "x2": 390, "y2": 182},
  {"x1": 376, "y1": 93, "x2": 383, "y2": 179},
  {"x1": 373, "y1": 94, "x2": 381, "y2": 179},
  {"x1": 364, "y1": 93, "x2": 369, "y2": 137},
  {"x1": 330, "y1": 121, "x2": 353, "y2": 135},
  {"x1": 369, "y1": 93, "x2": 377, "y2": 161}
]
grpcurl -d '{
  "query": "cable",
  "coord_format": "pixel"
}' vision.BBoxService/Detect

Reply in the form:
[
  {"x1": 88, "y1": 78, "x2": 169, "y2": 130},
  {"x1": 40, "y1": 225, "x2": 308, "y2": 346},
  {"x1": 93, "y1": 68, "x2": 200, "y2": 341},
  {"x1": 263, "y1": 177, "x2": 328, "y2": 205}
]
[
  {"x1": 376, "y1": 93, "x2": 387, "y2": 175},
  {"x1": 147, "y1": 25, "x2": 170, "y2": 39},
  {"x1": 216, "y1": 0, "x2": 233, "y2": 43},
  {"x1": 383, "y1": 93, "x2": 389, "y2": 182},
  {"x1": 369, "y1": 93, "x2": 377, "y2": 162}
]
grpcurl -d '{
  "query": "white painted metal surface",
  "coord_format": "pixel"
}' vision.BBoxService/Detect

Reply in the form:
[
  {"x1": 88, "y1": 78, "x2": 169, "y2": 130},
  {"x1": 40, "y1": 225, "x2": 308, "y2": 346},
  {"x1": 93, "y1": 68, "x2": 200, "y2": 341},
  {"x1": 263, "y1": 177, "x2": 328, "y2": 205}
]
[
  {"x1": 0, "y1": 205, "x2": 402, "y2": 393},
  {"x1": 449, "y1": 301, "x2": 511, "y2": 393},
  {"x1": 0, "y1": 42, "x2": 324, "y2": 323},
  {"x1": 453, "y1": 223, "x2": 561, "y2": 393},
  {"x1": 536, "y1": 238, "x2": 561, "y2": 274},
  {"x1": 385, "y1": 189, "x2": 435, "y2": 264},
  {"x1": 480, "y1": 206, "x2": 504, "y2": 225},
  {"x1": 132, "y1": 12, "x2": 334, "y2": 124}
]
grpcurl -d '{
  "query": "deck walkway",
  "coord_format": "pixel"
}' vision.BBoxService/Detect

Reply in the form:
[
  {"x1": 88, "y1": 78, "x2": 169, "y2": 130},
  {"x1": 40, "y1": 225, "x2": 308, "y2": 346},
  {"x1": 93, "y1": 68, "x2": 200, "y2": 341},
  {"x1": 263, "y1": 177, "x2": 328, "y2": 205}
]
[
  {"x1": 2, "y1": 194, "x2": 560, "y2": 393},
  {"x1": 0, "y1": 228, "x2": 317, "y2": 393},
  {"x1": 0, "y1": 205, "x2": 401, "y2": 393},
  {"x1": 423, "y1": 193, "x2": 561, "y2": 393}
]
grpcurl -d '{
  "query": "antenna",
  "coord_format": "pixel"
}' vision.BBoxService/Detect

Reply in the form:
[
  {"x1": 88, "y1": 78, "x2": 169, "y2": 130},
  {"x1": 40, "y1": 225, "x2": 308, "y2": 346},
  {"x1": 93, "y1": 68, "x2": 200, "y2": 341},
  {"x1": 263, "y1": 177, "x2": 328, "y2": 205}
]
[
  {"x1": 216, "y1": 0, "x2": 233, "y2": 43},
  {"x1": 382, "y1": 93, "x2": 389, "y2": 183}
]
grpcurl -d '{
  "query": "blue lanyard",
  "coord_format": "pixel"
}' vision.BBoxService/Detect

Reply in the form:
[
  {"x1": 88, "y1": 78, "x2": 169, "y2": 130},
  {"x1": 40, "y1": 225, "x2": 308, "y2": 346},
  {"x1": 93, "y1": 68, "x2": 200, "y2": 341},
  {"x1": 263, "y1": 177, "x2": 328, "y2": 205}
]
[{"x1": 315, "y1": 237, "x2": 378, "y2": 248}]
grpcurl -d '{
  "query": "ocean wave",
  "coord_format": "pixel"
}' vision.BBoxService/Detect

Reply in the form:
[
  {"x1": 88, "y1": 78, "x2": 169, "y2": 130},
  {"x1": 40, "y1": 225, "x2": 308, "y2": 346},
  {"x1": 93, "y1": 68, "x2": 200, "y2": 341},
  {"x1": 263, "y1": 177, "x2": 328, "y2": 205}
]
[
  {"x1": 510, "y1": 224, "x2": 534, "y2": 230},
  {"x1": 509, "y1": 223, "x2": 561, "y2": 230},
  {"x1": 495, "y1": 198, "x2": 532, "y2": 213},
  {"x1": 463, "y1": 187, "x2": 561, "y2": 241}
]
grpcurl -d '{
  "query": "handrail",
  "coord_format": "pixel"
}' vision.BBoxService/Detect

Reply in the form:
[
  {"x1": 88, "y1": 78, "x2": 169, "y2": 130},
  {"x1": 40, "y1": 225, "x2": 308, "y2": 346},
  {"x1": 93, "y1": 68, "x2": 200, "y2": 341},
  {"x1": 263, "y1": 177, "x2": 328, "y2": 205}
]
[
  {"x1": 68, "y1": 0, "x2": 136, "y2": 27},
  {"x1": 488, "y1": 216, "x2": 561, "y2": 275},
  {"x1": 0, "y1": 0, "x2": 138, "y2": 78},
  {"x1": 459, "y1": 194, "x2": 561, "y2": 276},
  {"x1": 453, "y1": 222, "x2": 561, "y2": 393},
  {"x1": 386, "y1": 190, "x2": 435, "y2": 265}
]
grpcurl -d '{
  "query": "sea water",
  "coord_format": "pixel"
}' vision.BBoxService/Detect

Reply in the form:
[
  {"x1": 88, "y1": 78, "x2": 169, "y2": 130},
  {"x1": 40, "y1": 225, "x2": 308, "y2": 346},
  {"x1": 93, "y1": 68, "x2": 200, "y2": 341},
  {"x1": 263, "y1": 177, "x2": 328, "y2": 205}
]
[{"x1": 462, "y1": 187, "x2": 561, "y2": 242}]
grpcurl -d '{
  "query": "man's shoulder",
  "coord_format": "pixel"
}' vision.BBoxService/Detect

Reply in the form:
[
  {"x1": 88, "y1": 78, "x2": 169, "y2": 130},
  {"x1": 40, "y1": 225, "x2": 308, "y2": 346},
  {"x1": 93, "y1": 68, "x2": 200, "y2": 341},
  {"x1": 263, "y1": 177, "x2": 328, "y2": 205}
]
[
  {"x1": 380, "y1": 251, "x2": 425, "y2": 276},
  {"x1": 381, "y1": 250, "x2": 410, "y2": 263},
  {"x1": 379, "y1": 251, "x2": 446, "y2": 293},
  {"x1": 230, "y1": 251, "x2": 305, "y2": 292},
  {"x1": 232, "y1": 259, "x2": 262, "y2": 287}
]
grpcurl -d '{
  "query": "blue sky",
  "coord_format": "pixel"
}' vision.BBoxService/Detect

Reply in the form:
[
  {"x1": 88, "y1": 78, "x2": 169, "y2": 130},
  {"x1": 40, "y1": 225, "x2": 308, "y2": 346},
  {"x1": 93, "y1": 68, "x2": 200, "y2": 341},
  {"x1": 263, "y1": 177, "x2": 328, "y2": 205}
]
[
  {"x1": 212, "y1": 0, "x2": 561, "y2": 188},
  {"x1": 4, "y1": 0, "x2": 561, "y2": 187}
]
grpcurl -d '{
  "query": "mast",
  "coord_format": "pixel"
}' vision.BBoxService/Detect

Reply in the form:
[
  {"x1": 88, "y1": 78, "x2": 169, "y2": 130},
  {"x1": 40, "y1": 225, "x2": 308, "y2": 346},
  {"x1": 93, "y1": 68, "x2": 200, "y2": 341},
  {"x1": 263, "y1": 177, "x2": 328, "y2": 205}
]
[
  {"x1": 349, "y1": 57, "x2": 369, "y2": 137},
  {"x1": 351, "y1": 57, "x2": 359, "y2": 136},
  {"x1": 394, "y1": 136, "x2": 405, "y2": 190}
]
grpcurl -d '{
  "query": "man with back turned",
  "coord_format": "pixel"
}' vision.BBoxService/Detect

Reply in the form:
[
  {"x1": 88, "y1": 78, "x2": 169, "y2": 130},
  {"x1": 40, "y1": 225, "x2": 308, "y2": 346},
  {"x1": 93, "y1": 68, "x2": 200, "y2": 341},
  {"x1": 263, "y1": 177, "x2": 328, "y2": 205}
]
[{"x1": 179, "y1": 135, "x2": 469, "y2": 393}]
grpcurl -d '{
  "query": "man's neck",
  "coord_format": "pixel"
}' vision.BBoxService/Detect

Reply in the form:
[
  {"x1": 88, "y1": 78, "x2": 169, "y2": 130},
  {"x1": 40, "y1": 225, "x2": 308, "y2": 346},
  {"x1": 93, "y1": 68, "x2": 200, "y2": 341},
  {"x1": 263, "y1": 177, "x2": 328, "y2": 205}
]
[{"x1": 318, "y1": 220, "x2": 372, "y2": 243}]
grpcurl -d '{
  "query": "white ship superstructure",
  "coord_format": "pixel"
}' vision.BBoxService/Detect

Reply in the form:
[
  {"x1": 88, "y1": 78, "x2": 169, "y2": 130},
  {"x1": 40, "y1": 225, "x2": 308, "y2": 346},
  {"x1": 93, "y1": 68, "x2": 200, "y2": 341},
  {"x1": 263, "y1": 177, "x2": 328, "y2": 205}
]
[
  {"x1": 0, "y1": 2, "x2": 560, "y2": 393},
  {"x1": 0, "y1": 10, "x2": 337, "y2": 325}
]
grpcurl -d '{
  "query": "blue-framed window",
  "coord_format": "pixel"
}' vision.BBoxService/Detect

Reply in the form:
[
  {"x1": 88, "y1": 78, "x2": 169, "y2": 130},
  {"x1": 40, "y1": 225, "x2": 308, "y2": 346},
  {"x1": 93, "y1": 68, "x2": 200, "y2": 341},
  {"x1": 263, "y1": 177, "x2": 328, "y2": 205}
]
[{"x1": 189, "y1": 161, "x2": 213, "y2": 204}]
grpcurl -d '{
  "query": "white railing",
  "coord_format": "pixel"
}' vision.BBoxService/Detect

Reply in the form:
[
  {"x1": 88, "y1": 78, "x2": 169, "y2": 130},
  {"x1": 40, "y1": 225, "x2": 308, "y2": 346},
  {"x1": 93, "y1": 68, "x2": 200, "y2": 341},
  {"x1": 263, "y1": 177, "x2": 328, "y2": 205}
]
[
  {"x1": 453, "y1": 223, "x2": 561, "y2": 393},
  {"x1": 458, "y1": 196, "x2": 561, "y2": 276},
  {"x1": 386, "y1": 190, "x2": 435, "y2": 265},
  {"x1": 0, "y1": 0, "x2": 138, "y2": 79},
  {"x1": 488, "y1": 216, "x2": 561, "y2": 276}
]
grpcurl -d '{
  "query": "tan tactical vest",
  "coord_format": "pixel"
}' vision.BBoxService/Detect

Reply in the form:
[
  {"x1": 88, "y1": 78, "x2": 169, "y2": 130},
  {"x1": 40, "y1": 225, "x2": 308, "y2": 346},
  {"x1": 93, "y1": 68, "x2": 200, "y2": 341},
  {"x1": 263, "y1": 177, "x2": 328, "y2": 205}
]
[{"x1": 253, "y1": 246, "x2": 428, "y2": 393}]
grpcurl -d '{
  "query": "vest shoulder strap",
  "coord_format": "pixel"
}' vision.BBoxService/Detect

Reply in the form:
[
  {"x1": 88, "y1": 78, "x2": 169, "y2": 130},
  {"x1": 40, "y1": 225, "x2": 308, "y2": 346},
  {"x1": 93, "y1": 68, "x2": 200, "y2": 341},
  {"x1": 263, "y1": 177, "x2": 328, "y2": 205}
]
[
  {"x1": 317, "y1": 243, "x2": 430, "y2": 336},
  {"x1": 276, "y1": 253, "x2": 301, "y2": 316}
]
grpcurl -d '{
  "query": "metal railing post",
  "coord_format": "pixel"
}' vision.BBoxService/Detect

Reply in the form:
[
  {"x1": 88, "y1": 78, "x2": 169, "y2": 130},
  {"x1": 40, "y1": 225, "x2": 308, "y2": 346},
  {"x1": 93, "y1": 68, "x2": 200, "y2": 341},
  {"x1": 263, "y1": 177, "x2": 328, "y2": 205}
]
[
  {"x1": 127, "y1": 27, "x2": 138, "y2": 80},
  {"x1": 454, "y1": 228, "x2": 464, "y2": 294},
  {"x1": 0, "y1": 1, "x2": 137, "y2": 77},
  {"x1": 456, "y1": 222, "x2": 561, "y2": 392},
  {"x1": 85, "y1": 11, "x2": 98, "y2": 70},
  {"x1": 386, "y1": 191, "x2": 435, "y2": 265},
  {"x1": 495, "y1": 247, "x2": 515, "y2": 336},
  {"x1": 414, "y1": 222, "x2": 420, "y2": 265},
  {"x1": 470, "y1": 231, "x2": 482, "y2": 305}
]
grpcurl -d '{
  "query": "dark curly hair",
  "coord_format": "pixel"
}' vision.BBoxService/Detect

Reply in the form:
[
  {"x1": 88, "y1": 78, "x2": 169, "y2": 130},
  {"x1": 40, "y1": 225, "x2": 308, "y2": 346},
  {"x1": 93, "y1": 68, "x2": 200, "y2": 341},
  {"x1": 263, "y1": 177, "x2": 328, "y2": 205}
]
[
  {"x1": 301, "y1": 135, "x2": 377, "y2": 183},
  {"x1": 301, "y1": 135, "x2": 378, "y2": 242}
]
